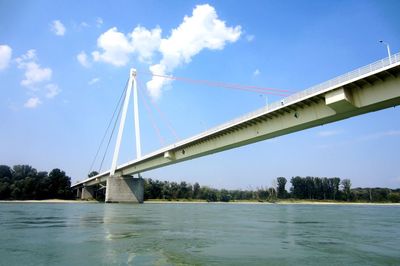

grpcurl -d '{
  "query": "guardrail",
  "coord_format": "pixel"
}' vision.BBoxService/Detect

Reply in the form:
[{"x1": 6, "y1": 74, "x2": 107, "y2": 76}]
[
  {"x1": 203, "y1": 52, "x2": 400, "y2": 135},
  {"x1": 282, "y1": 52, "x2": 400, "y2": 108}
]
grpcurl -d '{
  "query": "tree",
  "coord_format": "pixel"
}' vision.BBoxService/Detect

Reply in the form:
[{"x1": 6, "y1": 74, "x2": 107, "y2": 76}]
[
  {"x1": 193, "y1": 182, "x2": 200, "y2": 199},
  {"x1": 305, "y1": 176, "x2": 314, "y2": 199},
  {"x1": 178, "y1": 181, "x2": 192, "y2": 199},
  {"x1": 13, "y1": 165, "x2": 37, "y2": 180},
  {"x1": 268, "y1": 187, "x2": 277, "y2": 201},
  {"x1": 0, "y1": 165, "x2": 13, "y2": 181},
  {"x1": 48, "y1": 168, "x2": 72, "y2": 199},
  {"x1": 200, "y1": 186, "x2": 218, "y2": 202},
  {"x1": 341, "y1": 179, "x2": 351, "y2": 201},
  {"x1": 332, "y1": 177, "x2": 341, "y2": 200},
  {"x1": 0, "y1": 165, "x2": 13, "y2": 199},
  {"x1": 321, "y1": 177, "x2": 329, "y2": 200},
  {"x1": 219, "y1": 189, "x2": 231, "y2": 202},
  {"x1": 88, "y1": 171, "x2": 99, "y2": 177},
  {"x1": 290, "y1": 176, "x2": 305, "y2": 199},
  {"x1": 276, "y1": 177, "x2": 287, "y2": 199}
]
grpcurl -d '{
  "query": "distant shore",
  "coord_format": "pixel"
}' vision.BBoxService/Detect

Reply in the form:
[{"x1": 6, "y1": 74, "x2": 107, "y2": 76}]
[
  {"x1": 145, "y1": 199, "x2": 400, "y2": 206},
  {"x1": 1, "y1": 199, "x2": 399, "y2": 205},
  {"x1": 0, "y1": 199, "x2": 98, "y2": 203}
]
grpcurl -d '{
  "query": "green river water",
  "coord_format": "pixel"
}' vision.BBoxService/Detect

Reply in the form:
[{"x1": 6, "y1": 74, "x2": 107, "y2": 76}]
[{"x1": 0, "y1": 202, "x2": 399, "y2": 265}]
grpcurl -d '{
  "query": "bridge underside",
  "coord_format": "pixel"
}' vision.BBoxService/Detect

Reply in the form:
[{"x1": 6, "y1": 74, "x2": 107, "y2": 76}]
[{"x1": 72, "y1": 60, "x2": 400, "y2": 203}]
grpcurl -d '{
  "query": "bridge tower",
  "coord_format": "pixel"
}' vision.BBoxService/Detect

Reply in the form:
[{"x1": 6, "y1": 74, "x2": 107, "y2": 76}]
[{"x1": 105, "y1": 68, "x2": 144, "y2": 203}]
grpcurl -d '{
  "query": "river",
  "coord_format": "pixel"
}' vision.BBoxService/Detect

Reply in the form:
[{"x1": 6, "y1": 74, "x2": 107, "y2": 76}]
[{"x1": 0, "y1": 202, "x2": 399, "y2": 265}]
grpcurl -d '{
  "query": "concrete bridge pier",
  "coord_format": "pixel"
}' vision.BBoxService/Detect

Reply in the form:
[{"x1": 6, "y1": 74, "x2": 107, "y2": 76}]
[
  {"x1": 105, "y1": 175, "x2": 144, "y2": 203},
  {"x1": 76, "y1": 187, "x2": 82, "y2": 199},
  {"x1": 81, "y1": 186, "x2": 95, "y2": 200}
]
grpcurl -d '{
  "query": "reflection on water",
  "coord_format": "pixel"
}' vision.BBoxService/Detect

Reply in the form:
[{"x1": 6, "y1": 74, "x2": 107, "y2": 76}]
[{"x1": 0, "y1": 203, "x2": 399, "y2": 265}]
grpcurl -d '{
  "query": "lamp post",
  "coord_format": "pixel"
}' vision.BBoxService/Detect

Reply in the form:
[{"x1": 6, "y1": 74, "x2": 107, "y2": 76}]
[
  {"x1": 379, "y1": 40, "x2": 392, "y2": 64},
  {"x1": 259, "y1": 94, "x2": 268, "y2": 109}
]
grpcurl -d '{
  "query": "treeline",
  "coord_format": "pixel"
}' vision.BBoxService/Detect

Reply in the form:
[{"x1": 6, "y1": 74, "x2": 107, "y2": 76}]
[
  {"x1": 1, "y1": 164, "x2": 399, "y2": 203},
  {"x1": 289, "y1": 176, "x2": 348, "y2": 200},
  {"x1": 288, "y1": 176, "x2": 400, "y2": 202},
  {"x1": 144, "y1": 178, "x2": 275, "y2": 202},
  {"x1": 0, "y1": 165, "x2": 73, "y2": 200},
  {"x1": 144, "y1": 177, "x2": 400, "y2": 203}
]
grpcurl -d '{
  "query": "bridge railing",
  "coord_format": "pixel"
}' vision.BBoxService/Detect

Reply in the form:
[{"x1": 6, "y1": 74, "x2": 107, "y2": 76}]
[
  {"x1": 200, "y1": 52, "x2": 400, "y2": 136},
  {"x1": 281, "y1": 52, "x2": 400, "y2": 107}
]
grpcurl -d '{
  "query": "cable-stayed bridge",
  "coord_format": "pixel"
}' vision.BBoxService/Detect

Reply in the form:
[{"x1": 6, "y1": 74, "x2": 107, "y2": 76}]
[{"x1": 72, "y1": 53, "x2": 400, "y2": 203}]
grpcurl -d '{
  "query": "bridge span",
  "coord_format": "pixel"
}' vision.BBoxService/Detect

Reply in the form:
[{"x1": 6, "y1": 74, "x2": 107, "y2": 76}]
[{"x1": 73, "y1": 53, "x2": 400, "y2": 203}]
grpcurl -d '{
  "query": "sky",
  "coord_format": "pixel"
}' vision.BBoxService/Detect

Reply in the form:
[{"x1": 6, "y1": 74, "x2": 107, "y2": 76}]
[{"x1": 1, "y1": 0, "x2": 399, "y2": 189}]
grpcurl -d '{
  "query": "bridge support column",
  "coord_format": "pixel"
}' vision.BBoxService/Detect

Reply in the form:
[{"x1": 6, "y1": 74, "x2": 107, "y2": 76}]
[
  {"x1": 81, "y1": 186, "x2": 95, "y2": 200},
  {"x1": 105, "y1": 176, "x2": 144, "y2": 203},
  {"x1": 76, "y1": 187, "x2": 82, "y2": 199}
]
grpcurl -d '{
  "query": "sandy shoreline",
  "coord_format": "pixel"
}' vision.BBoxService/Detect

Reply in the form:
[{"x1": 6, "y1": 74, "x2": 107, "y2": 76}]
[
  {"x1": 0, "y1": 199, "x2": 98, "y2": 203},
  {"x1": 145, "y1": 200, "x2": 400, "y2": 206},
  {"x1": 0, "y1": 199, "x2": 399, "y2": 206}
]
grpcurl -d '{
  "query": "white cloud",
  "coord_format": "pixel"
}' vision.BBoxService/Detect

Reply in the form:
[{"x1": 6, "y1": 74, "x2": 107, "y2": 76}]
[
  {"x1": 246, "y1": 34, "x2": 255, "y2": 42},
  {"x1": 45, "y1": 83, "x2": 61, "y2": 98},
  {"x1": 0, "y1": 45, "x2": 12, "y2": 70},
  {"x1": 16, "y1": 50, "x2": 52, "y2": 87},
  {"x1": 77, "y1": 51, "x2": 91, "y2": 67},
  {"x1": 80, "y1": 22, "x2": 90, "y2": 28},
  {"x1": 92, "y1": 27, "x2": 135, "y2": 66},
  {"x1": 130, "y1": 26, "x2": 162, "y2": 63},
  {"x1": 24, "y1": 97, "x2": 42, "y2": 108},
  {"x1": 147, "y1": 64, "x2": 170, "y2": 99},
  {"x1": 88, "y1": 77, "x2": 100, "y2": 85},
  {"x1": 90, "y1": 4, "x2": 241, "y2": 100},
  {"x1": 96, "y1": 17, "x2": 103, "y2": 28},
  {"x1": 50, "y1": 20, "x2": 66, "y2": 36},
  {"x1": 21, "y1": 62, "x2": 52, "y2": 86},
  {"x1": 16, "y1": 50, "x2": 60, "y2": 105},
  {"x1": 92, "y1": 26, "x2": 161, "y2": 66},
  {"x1": 253, "y1": 69, "x2": 260, "y2": 76},
  {"x1": 146, "y1": 4, "x2": 241, "y2": 99}
]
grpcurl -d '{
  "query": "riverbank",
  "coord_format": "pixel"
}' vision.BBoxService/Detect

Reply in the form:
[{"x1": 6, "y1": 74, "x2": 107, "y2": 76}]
[
  {"x1": 0, "y1": 199, "x2": 98, "y2": 203},
  {"x1": 1, "y1": 199, "x2": 399, "y2": 205},
  {"x1": 144, "y1": 199, "x2": 400, "y2": 206}
]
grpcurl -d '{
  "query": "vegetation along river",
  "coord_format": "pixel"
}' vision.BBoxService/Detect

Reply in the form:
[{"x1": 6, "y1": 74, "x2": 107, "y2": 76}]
[{"x1": 0, "y1": 202, "x2": 399, "y2": 265}]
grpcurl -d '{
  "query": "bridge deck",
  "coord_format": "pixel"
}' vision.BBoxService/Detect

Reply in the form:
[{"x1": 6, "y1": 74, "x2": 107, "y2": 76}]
[{"x1": 73, "y1": 53, "x2": 400, "y2": 188}]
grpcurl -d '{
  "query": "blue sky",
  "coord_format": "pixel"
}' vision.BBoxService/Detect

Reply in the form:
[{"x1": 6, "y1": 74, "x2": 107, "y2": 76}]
[{"x1": 1, "y1": 0, "x2": 399, "y2": 189}]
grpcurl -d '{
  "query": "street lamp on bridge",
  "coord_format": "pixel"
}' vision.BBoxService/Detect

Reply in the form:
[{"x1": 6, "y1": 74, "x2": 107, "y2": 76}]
[{"x1": 379, "y1": 40, "x2": 392, "y2": 64}]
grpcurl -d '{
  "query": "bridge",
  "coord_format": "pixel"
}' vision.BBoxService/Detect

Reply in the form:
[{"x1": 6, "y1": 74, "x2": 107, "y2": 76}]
[{"x1": 72, "y1": 52, "x2": 400, "y2": 203}]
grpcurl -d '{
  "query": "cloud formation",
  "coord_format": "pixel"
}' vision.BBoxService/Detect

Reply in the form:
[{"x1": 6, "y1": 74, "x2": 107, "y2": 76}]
[
  {"x1": 45, "y1": 84, "x2": 61, "y2": 98},
  {"x1": 92, "y1": 27, "x2": 134, "y2": 66},
  {"x1": 0, "y1": 44, "x2": 12, "y2": 70},
  {"x1": 147, "y1": 4, "x2": 241, "y2": 99},
  {"x1": 77, "y1": 51, "x2": 91, "y2": 67},
  {"x1": 16, "y1": 50, "x2": 60, "y2": 108},
  {"x1": 16, "y1": 50, "x2": 52, "y2": 87},
  {"x1": 51, "y1": 20, "x2": 66, "y2": 36},
  {"x1": 90, "y1": 4, "x2": 241, "y2": 100},
  {"x1": 246, "y1": 34, "x2": 255, "y2": 42},
  {"x1": 88, "y1": 77, "x2": 100, "y2": 85},
  {"x1": 96, "y1": 17, "x2": 103, "y2": 28},
  {"x1": 92, "y1": 26, "x2": 161, "y2": 66},
  {"x1": 24, "y1": 97, "x2": 42, "y2": 108}
]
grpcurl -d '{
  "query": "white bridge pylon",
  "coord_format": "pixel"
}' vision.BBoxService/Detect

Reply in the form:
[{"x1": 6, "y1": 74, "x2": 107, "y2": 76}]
[{"x1": 110, "y1": 68, "x2": 141, "y2": 176}]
